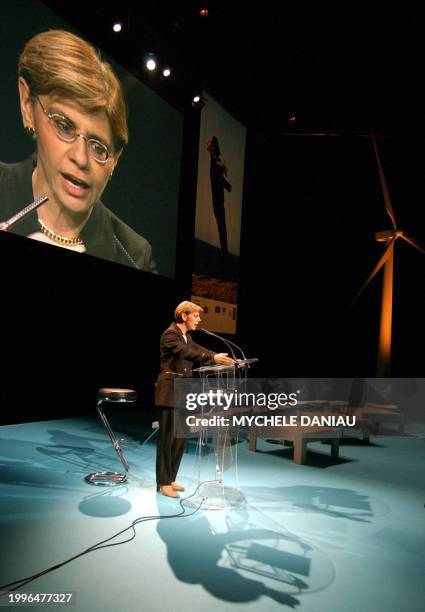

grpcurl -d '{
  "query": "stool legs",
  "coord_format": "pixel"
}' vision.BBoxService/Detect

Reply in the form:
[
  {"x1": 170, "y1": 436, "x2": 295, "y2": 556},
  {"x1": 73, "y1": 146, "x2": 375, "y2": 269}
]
[
  {"x1": 85, "y1": 397, "x2": 130, "y2": 486},
  {"x1": 96, "y1": 398, "x2": 129, "y2": 473}
]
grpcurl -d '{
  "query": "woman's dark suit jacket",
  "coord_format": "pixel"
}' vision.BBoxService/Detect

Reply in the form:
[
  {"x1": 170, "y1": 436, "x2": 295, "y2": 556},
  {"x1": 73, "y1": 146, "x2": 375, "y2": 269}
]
[
  {"x1": 0, "y1": 156, "x2": 157, "y2": 272},
  {"x1": 155, "y1": 322, "x2": 215, "y2": 408}
]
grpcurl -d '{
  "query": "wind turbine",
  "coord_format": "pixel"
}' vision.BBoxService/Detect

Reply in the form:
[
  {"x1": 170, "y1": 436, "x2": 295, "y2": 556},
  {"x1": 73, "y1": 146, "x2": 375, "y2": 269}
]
[{"x1": 350, "y1": 130, "x2": 425, "y2": 376}]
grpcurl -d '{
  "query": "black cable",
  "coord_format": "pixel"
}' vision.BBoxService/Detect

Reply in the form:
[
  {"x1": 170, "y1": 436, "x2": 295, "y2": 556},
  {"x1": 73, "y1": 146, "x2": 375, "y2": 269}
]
[{"x1": 0, "y1": 480, "x2": 218, "y2": 594}]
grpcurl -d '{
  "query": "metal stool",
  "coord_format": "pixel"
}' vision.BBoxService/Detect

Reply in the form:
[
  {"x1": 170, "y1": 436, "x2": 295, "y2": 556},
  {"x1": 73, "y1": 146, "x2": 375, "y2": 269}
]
[{"x1": 85, "y1": 387, "x2": 137, "y2": 486}]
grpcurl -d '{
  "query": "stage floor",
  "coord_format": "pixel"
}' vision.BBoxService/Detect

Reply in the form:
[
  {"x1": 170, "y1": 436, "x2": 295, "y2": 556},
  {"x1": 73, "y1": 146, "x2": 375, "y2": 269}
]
[{"x1": 0, "y1": 414, "x2": 424, "y2": 611}]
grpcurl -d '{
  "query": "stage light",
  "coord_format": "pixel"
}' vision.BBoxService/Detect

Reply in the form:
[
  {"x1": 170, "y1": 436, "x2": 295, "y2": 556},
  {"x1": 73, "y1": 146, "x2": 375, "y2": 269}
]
[
  {"x1": 192, "y1": 95, "x2": 206, "y2": 109},
  {"x1": 163, "y1": 67, "x2": 171, "y2": 77},
  {"x1": 112, "y1": 22, "x2": 122, "y2": 33},
  {"x1": 199, "y1": 7, "x2": 209, "y2": 17},
  {"x1": 145, "y1": 54, "x2": 157, "y2": 71}
]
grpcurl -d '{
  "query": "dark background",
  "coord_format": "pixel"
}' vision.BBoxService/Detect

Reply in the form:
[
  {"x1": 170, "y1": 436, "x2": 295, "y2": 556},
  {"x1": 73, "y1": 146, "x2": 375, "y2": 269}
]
[{"x1": 1, "y1": 1, "x2": 423, "y2": 424}]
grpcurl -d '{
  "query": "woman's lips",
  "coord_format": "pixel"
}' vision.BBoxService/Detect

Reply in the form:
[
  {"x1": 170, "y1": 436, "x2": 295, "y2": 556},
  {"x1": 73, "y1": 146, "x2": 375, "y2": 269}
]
[{"x1": 61, "y1": 173, "x2": 90, "y2": 198}]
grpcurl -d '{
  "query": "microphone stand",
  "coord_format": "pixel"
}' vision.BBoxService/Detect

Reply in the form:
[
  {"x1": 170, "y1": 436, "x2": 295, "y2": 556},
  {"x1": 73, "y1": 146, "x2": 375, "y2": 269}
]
[
  {"x1": 0, "y1": 195, "x2": 48, "y2": 232},
  {"x1": 217, "y1": 334, "x2": 247, "y2": 361},
  {"x1": 201, "y1": 328, "x2": 237, "y2": 361},
  {"x1": 200, "y1": 328, "x2": 258, "y2": 370}
]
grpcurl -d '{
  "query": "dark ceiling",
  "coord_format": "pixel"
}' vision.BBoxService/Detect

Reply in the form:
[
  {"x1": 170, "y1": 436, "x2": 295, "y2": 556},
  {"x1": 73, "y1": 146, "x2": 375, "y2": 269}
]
[{"x1": 46, "y1": 1, "x2": 422, "y2": 134}]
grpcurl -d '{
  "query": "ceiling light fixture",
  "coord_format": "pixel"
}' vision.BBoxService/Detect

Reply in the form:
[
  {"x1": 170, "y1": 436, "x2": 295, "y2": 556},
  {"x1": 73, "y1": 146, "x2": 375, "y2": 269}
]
[
  {"x1": 192, "y1": 95, "x2": 206, "y2": 109},
  {"x1": 145, "y1": 53, "x2": 157, "y2": 71}
]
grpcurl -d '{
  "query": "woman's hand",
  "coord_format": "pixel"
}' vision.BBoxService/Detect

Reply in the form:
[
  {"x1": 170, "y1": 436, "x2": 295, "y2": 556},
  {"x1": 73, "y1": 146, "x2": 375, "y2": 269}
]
[{"x1": 214, "y1": 353, "x2": 235, "y2": 366}]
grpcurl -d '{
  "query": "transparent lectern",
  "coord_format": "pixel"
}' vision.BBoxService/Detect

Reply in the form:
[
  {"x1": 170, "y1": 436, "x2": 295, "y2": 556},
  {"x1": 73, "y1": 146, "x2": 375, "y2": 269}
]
[{"x1": 187, "y1": 358, "x2": 258, "y2": 510}]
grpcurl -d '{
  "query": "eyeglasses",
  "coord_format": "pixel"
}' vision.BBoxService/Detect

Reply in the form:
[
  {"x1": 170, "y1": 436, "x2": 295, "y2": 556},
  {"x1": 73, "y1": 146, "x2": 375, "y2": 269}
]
[{"x1": 34, "y1": 96, "x2": 113, "y2": 164}]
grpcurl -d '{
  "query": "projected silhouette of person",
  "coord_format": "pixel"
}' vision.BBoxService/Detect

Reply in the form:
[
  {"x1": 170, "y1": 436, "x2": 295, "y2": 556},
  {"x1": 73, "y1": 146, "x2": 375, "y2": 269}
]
[{"x1": 207, "y1": 136, "x2": 232, "y2": 279}]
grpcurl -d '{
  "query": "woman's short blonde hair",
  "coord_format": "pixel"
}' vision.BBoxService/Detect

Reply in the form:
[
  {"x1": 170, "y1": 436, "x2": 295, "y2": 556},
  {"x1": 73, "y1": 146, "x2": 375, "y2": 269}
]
[
  {"x1": 174, "y1": 301, "x2": 203, "y2": 323},
  {"x1": 18, "y1": 30, "x2": 128, "y2": 151}
]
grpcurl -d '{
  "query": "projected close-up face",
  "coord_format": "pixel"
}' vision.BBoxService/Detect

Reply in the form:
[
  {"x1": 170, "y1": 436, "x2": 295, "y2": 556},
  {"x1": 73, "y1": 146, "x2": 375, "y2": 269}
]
[
  {"x1": 20, "y1": 82, "x2": 120, "y2": 220},
  {"x1": 0, "y1": 14, "x2": 182, "y2": 278}
]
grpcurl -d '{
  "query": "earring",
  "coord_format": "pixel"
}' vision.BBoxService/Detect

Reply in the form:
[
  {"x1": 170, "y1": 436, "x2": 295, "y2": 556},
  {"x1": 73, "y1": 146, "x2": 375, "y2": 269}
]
[
  {"x1": 108, "y1": 172, "x2": 113, "y2": 182},
  {"x1": 25, "y1": 126, "x2": 36, "y2": 140}
]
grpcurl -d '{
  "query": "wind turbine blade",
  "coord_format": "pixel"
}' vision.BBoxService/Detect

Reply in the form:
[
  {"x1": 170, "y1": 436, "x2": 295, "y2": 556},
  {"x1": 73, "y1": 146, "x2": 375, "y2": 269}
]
[
  {"x1": 350, "y1": 236, "x2": 396, "y2": 308},
  {"x1": 400, "y1": 233, "x2": 425, "y2": 256},
  {"x1": 371, "y1": 130, "x2": 397, "y2": 230}
]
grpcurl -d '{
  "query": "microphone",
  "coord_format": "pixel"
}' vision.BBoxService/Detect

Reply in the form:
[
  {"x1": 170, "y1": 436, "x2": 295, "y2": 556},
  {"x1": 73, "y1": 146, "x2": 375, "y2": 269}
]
[
  {"x1": 113, "y1": 233, "x2": 140, "y2": 269},
  {"x1": 200, "y1": 328, "x2": 237, "y2": 362},
  {"x1": 218, "y1": 334, "x2": 246, "y2": 361},
  {"x1": 0, "y1": 195, "x2": 48, "y2": 232},
  {"x1": 201, "y1": 329, "x2": 258, "y2": 370},
  {"x1": 201, "y1": 328, "x2": 247, "y2": 360}
]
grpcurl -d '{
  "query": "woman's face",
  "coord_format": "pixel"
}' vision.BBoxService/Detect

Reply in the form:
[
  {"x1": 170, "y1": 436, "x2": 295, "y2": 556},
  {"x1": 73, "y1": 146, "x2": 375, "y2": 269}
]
[
  {"x1": 183, "y1": 310, "x2": 201, "y2": 331},
  {"x1": 30, "y1": 93, "x2": 118, "y2": 217}
]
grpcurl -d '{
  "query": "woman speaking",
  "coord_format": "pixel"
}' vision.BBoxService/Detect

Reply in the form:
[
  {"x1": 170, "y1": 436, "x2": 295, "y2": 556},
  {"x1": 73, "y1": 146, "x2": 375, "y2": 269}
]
[{"x1": 0, "y1": 29, "x2": 157, "y2": 272}]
